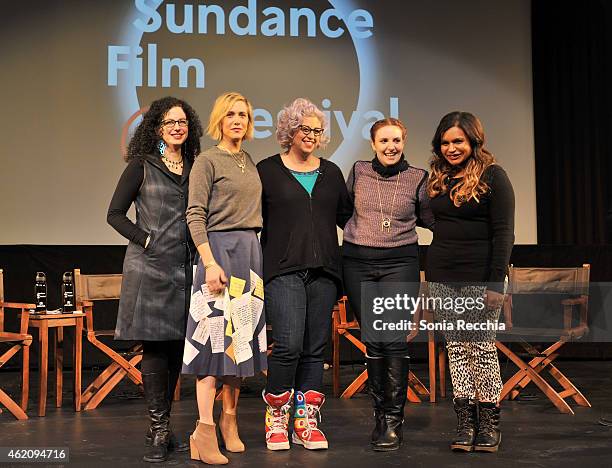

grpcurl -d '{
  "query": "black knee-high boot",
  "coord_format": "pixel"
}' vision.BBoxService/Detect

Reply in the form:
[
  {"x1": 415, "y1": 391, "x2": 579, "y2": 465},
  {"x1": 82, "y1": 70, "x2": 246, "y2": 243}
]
[
  {"x1": 142, "y1": 372, "x2": 170, "y2": 463},
  {"x1": 373, "y1": 356, "x2": 410, "y2": 451},
  {"x1": 366, "y1": 356, "x2": 386, "y2": 445}
]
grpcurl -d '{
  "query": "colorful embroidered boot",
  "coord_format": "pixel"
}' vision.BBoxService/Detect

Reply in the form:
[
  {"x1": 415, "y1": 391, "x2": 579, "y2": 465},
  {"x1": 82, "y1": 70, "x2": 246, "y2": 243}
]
[
  {"x1": 263, "y1": 389, "x2": 293, "y2": 451},
  {"x1": 292, "y1": 390, "x2": 328, "y2": 450}
]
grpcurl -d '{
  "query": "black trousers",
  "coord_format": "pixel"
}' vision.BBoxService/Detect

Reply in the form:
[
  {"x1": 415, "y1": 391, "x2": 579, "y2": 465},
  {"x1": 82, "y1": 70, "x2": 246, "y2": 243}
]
[{"x1": 342, "y1": 254, "x2": 419, "y2": 358}]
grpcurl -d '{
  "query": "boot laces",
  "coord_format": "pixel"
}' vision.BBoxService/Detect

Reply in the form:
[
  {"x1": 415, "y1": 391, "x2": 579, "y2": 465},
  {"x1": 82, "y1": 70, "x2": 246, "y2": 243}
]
[
  {"x1": 268, "y1": 403, "x2": 291, "y2": 436},
  {"x1": 479, "y1": 407, "x2": 497, "y2": 432},
  {"x1": 304, "y1": 402, "x2": 323, "y2": 433},
  {"x1": 456, "y1": 406, "x2": 474, "y2": 432}
]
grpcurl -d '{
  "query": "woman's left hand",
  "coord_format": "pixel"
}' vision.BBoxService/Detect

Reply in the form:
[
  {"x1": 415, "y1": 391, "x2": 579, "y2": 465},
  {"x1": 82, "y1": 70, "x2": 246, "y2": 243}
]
[{"x1": 485, "y1": 289, "x2": 505, "y2": 309}]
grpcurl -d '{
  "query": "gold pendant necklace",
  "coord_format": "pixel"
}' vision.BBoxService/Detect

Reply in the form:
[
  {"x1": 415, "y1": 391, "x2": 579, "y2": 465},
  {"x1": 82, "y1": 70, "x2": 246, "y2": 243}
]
[
  {"x1": 376, "y1": 172, "x2": 401, "y2": 233},
  {"x1": 218, "y1": 145, "x2": 246, "y2": 173}
]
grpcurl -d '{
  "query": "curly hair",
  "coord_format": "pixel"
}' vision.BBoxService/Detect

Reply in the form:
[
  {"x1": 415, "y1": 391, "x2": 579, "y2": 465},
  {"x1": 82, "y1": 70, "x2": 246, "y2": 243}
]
[
  {"x1": 126, "y1": 96, "x2": 203, "y2": 163},
  {"x1": 428, "y1": 111, "x2": 495, "y2": 207},
  {"x1": 276, "y1": 98, "x2": 329, "y2": 150}
]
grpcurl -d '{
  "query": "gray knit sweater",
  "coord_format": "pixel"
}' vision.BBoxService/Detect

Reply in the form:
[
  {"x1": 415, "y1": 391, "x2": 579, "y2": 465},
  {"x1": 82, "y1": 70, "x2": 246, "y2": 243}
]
[
  {"x1": 343, "y1": 160, "x2": 434, "y2": 248},
  {"x1": 187, "y1": 146, "x2": 262, "y2": 247}
]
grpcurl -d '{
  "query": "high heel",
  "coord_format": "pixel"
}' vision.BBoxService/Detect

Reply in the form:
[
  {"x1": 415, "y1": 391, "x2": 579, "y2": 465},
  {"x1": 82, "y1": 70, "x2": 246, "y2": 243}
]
[
  {"x1": 219, "y1": 411, "x2": 245, "y2": 452},
  {"x1": 189, "y1": 421, "x2": 229, "y2": 465}
]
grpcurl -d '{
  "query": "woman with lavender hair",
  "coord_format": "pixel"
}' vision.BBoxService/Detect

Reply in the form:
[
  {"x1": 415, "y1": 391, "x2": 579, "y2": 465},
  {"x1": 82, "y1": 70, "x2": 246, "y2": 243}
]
[{"x1": 257, "y1": 98, "x2": 352, "y2": 452}]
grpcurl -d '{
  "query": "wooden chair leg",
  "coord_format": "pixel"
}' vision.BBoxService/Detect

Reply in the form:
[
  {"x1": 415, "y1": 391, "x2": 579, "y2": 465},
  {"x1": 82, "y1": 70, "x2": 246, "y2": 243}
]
[
  {"x1": 496, "y1": 341, "x2": 573, "y2": 414},
  {"x1": 84, "y1": 354, "x2": 143, "y2": 410},
  {"x1": 508, "y1": 353, "x2": 559, "y2": 400},
  {"x1": 438, "y1": 345, "x2": 447, "y2": 398},
  {"x1": 332, "y1": 318, "x2": 340, "y2": 397},
  {"x1": 74, "y1": 317, "x2": 83, "y2": 412},
  {"x1": 38, "y1": 321, "x2": 49, "y2": 417},
  {"x1": 82, "y1": 362, "x2": 122, "y2": 404},
  {"x1": 21, "y1": 344, "x2": 30, "y2": 412},
  {"x1": 546, "y1": 362, "x2": 591, "y2": 407},
  {"x1": 0, "y1": 388, "x2": 28, "y2": 420},
  {"x1": 407, "y1": 387, "x2": 421, "y2": 403},
  {"x1": 409, "y1": 372, "x2": 429, "y2": 397},
  {"x1": 428, "y1": 331, "x2": 436, "y2": 403},
  {"x1": 54, "y1": 327, "x2": 64, "y2": 408},
  {"x1": 340, "y1": 369, "x2": 368, "y2": 399}
]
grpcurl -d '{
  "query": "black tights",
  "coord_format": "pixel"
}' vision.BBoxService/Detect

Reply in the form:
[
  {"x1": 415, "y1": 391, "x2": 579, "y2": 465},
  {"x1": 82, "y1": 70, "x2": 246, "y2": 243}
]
[{"x1": 142, "y1": 340, "x2": 184, "y2": 396}]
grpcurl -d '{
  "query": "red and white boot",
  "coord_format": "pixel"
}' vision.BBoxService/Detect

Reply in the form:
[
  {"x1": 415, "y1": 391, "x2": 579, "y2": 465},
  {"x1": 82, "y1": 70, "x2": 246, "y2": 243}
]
[
  {"x1": 292, "y1": 390, "x2": 329, "y2": 450},
  {"x1": 263, "y1": 389, "x2": 293, "y2": 451}
]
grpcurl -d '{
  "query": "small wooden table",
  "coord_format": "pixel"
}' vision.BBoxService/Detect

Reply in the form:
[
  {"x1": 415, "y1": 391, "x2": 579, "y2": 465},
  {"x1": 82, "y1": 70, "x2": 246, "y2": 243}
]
[{"x1": 26, "y1": 312, "x2": 84, "y2": 416}]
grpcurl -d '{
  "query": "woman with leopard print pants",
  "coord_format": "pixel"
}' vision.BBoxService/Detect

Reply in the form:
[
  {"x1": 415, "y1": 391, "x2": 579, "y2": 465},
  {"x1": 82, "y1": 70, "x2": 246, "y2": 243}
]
[{"x1": 425, "y1": 112, "x2": 514, "y2": 453}]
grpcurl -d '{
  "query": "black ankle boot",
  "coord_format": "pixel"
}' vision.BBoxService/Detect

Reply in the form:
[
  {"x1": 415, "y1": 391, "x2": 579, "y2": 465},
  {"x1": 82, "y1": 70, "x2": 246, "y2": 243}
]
[
  {"x1": 366, "y1": 356, "x2": 386, "y2": 445},
  {"x1": 450, "y1": 398, "x2": 477, "y2": 452},
  {"x1": 372, "y1": 356, "x2": 409, "y2": 452},
  {"x1": 142, "y1": 373, "x2": 170, "y2": 463},
  {"x1": 474, "y1": 402, "x2": 501, "y2": 452}
]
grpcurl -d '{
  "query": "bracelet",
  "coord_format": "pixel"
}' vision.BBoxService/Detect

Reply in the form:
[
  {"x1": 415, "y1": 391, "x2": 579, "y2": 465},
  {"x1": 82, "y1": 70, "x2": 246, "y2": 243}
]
[{"x1": 204, "y1": 260, "x2": 218, "y2": 270}]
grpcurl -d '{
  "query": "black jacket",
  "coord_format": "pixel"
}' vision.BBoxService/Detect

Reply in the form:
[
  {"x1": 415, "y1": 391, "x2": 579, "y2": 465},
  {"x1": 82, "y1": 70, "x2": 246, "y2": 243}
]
[{"x1": 257, "y1": 154, "x2": 353, "y2": 285}]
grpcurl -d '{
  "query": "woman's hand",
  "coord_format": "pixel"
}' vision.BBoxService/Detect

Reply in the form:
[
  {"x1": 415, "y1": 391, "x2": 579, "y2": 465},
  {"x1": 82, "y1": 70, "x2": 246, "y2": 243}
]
[
  {"x1": 206, "y1": 264, "x2": 227, "y2": 295},
  {"x1": 485, "y1": 289, "x2": 505, "y2": 310}
]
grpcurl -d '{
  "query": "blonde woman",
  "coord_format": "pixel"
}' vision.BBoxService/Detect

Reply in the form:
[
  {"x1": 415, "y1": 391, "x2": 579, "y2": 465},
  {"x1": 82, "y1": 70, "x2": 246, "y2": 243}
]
[
  {"x1": 182, "y1": 92, "x2": 266, "y2": 464},
  {"x1": 426, "y1": 111, "x2": 514, "y2": 453}
]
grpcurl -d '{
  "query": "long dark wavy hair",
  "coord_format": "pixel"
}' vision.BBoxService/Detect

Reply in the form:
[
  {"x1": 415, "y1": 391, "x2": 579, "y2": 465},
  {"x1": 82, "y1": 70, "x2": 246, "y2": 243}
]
[
  {"x1": 125, "y1": 96, "x2": 203, "y2": 163},
  {"x1": 428, "y1": 111, "x2": 495, "y2": 206}
]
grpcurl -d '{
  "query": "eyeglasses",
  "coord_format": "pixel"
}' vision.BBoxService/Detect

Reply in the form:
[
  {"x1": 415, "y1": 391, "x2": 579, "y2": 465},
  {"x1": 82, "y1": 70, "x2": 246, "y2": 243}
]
[
  {"x1": 161, "y1": 119, "x2": 189, "y2": 129},
  {"x1": 298, "y1": 125, "x2": 324, "y2": 137}
]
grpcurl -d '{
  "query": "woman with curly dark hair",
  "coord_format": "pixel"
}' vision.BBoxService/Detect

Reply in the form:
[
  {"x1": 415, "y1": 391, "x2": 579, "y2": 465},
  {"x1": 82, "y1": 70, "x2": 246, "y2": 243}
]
[
  {"x1": 426, "y1": 111, "x2": 514, "y2": 453},
  {"x1": 107, "y1": 96, "x2": 203, "y2": 463}
]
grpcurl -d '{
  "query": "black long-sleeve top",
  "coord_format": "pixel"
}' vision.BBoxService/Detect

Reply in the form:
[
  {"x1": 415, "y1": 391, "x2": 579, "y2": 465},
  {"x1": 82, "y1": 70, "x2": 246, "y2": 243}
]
[
  {"x1": 425, "y1": 164, "x2": 515, "y2": 293},
  {"x1": 256, "y1": 154, "x2": 353, "y2": 285}
]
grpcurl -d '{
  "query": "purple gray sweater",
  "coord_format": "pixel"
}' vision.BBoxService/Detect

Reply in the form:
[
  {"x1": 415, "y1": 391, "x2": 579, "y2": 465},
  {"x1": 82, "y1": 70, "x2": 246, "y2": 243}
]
[{"x1": 343, "y1": 161, "x2": 434, "y2": 248}]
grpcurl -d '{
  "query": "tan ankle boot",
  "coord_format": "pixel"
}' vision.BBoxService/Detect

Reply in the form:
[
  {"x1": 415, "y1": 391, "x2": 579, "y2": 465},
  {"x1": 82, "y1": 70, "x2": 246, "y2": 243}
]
[
  {"x1": 219, "y1": 411, "x2": 246, "y2": 452},
  {"x1": 190, "y1": 421, "x2": 229, "y2": 465}
]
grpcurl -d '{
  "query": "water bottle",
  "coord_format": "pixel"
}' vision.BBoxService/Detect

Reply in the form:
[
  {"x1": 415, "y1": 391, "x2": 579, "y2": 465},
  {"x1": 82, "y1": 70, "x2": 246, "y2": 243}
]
[
  {"x1": 61, "y1": 271, "x2": 75, "y2": 312},
  {"x1": 34, "y1": 272, "x2": 47, "y2": 313}
]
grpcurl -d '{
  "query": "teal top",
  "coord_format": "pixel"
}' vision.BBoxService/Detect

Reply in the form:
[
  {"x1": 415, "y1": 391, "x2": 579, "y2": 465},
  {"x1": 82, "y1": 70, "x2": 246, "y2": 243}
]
[{"x1": 290, "y1": 169, "x2": 319, "y2": 195}]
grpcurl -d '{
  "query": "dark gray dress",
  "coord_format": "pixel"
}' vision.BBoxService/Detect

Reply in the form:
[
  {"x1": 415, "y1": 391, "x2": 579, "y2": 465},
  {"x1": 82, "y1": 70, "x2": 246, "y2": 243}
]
[{"x1": 113, "y1": 154, "x2": 193, "y2": 341}]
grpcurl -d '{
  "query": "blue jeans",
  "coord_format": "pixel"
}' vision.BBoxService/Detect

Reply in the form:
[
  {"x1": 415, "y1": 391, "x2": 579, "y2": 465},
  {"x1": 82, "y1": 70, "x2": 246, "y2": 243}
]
[{"x1": 264, "y1": 269, "x2": 338, "y2": 394}]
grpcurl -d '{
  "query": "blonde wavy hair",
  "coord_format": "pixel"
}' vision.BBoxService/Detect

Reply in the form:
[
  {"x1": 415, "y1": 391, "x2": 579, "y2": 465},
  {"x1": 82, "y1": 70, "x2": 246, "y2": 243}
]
[
  {"x1": 428, "y1": 111, "x2": 495, "y2": 207},
  {"x1": 207, "y1": 91, "x2": 254, "y2": 141}
]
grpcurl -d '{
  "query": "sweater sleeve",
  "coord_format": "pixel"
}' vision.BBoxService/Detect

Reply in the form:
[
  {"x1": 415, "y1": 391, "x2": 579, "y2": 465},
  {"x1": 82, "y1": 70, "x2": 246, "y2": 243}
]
[
  {"x1": 186, "y1": 155, "x2": 215, "y2": 247},
  {"x1": 415, "y1": 170, "x2": 435, "y2": 230},
  {"x1": 345, "y1": 162, "x2": 357, "y2": 203},
  {"x1": 336, "y1": 167, "x2": 354, "y2": 229},
  {"x1": 106, "y1": 159, "x2": 148, "y2": 247},
  {"x1": 487, "y1": 166, "x2": 515, "y2": 292}
]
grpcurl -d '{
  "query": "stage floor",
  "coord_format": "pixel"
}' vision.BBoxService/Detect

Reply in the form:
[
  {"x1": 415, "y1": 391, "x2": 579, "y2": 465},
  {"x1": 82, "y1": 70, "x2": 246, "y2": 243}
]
[{"x1": 1, "y1": 362, "x2": 611, "y2": 467}]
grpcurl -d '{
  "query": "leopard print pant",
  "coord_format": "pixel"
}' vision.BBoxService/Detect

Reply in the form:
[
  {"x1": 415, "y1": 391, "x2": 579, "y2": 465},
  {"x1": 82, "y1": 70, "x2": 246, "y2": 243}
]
[{"x1": 429, "y1": 282, "x2": 503, "y2": 402}]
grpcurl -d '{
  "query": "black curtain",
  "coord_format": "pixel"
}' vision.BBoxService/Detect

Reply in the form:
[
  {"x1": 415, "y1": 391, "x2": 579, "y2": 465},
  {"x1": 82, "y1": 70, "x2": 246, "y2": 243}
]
[{"x1": 532, "y1": 0, "x2": 612, "y2": 244}]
